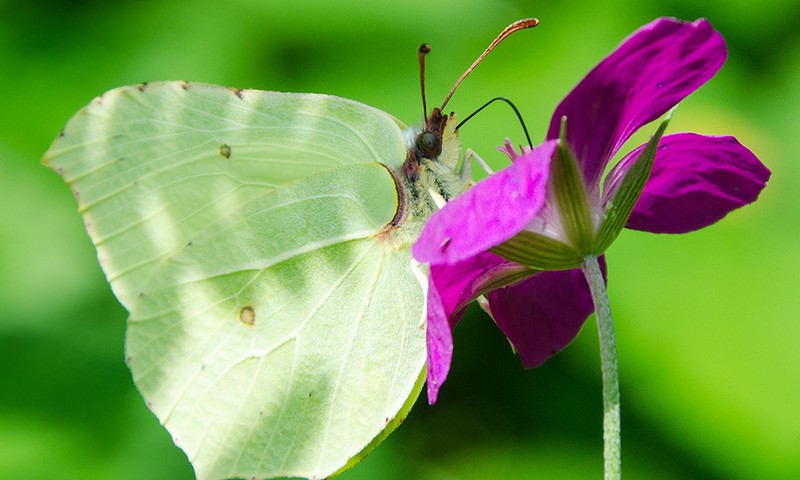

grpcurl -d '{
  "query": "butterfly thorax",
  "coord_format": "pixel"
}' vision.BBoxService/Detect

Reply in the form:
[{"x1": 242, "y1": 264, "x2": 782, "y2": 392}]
[
  {"x1": 382, "y1": 108, "x2": 467, "y2": 246},
  {"x1": 407, "y1": 108, "x2": 467, "y2": 209}
]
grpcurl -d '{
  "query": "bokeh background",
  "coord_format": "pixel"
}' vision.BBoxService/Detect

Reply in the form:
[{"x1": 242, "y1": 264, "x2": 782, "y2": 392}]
[{"x1": 1, "y1": 0, "x2": 798, "y2": 478}]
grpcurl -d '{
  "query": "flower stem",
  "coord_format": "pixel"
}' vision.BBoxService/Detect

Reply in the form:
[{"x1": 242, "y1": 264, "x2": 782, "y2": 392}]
[{"x1": 581, "y1": 255, "x2": 621, "y2": 479}]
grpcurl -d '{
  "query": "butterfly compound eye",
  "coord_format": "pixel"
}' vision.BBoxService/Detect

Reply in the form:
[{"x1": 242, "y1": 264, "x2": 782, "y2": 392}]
[
  {"x1": 420, "y1": 132, "x2": 437, "y2": 151},
  {"x1": 416, "y1": 131, "x2": 441, "y2": 159}
]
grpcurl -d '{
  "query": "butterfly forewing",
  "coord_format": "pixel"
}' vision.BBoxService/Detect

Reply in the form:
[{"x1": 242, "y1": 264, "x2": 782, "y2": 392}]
[{"x1": 43, "y1": 82, "x2": 408, "y2": 307}]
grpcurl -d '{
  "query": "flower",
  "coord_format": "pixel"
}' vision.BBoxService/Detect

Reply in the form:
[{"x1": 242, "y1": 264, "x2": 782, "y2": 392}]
[{"x1": 413, "y1": 17, "x2": 771, "y2": 403}]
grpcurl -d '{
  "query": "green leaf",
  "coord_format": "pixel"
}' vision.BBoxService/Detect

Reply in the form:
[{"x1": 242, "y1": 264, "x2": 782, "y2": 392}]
[
  {"x1": 43, "y1": 82, "x2": 426, "y2": 480},
  {"x1": 593, "y1": 114, "x2": 671, "y2": 253}
]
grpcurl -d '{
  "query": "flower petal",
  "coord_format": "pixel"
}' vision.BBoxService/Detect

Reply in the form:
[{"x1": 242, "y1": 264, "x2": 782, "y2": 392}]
[
  {"x1": 546, "y1": 18, "x2": 726, "y2": 190},
  {"x1": 425, "y1": 251, "x2": 530, "y2": 403},
  {"x1": 487, "y1": 257, "x2": 606, "y2": 368},
  {"x1": 424, "y1": 273, "x2": 454, "y2": 405},
  {"x1": 618, "y1": 133, "x2": 771, "y2": 234},
  {"x1": 412, "y1": 141, "x2": 554, "y2": 266}
]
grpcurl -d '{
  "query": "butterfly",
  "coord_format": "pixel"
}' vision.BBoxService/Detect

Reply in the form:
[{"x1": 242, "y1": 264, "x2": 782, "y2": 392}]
[{"x1": 42, "y1": 19, "x2": 537, "y2": 480}]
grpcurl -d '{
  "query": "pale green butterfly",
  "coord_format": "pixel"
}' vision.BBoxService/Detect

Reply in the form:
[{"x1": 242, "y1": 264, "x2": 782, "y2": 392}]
[{"x1": 42, "y1": 19, "x2": 538, "y2": 480}]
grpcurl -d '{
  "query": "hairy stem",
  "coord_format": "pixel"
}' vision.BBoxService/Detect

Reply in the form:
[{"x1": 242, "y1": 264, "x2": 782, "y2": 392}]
[{"x1": 582, "y1": 255, "x2": 621, "y2": 479}]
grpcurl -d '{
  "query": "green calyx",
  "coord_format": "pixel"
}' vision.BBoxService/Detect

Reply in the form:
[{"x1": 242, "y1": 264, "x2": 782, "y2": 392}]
[
  {"x1": 552, "y1": 116, "x2": 595, "y2": 253},
  {"x1": 490, "y1": 117, "x2": 592, "y2": 270},
  {"x1": 491, "y1": 113, "x2": 671, "y2": 270},
  {"x1": 490, "y1": 229, "x2": 583, "y2": 270},
  {"x1": 592, "y1": 112, "x2": 671, "y2": 253}
]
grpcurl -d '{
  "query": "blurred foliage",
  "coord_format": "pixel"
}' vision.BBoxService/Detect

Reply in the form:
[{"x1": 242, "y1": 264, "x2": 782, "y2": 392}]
[{"x1": 1, "y1": 0, "x2": 798, "y2": 479}]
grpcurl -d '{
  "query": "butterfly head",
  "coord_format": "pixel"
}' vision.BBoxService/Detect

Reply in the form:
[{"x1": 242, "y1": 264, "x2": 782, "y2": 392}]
[
  {"x1": 415, "y1": 107, "x2": 445, "y2": 161},
  {"x1": 395, "y1": 19, "x2": 539, "y2": 228}
]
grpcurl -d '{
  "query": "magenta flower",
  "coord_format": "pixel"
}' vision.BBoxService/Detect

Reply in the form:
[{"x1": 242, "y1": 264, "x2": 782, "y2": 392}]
[{"x1": 413, "y1": 17, "x2": 770, "y2": 403}]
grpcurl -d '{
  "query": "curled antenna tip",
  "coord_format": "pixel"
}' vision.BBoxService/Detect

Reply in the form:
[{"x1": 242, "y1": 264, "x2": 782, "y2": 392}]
[
  {"x1": 512, "y1": 18, "x2": 539, "y2": 29},
  {"x1": 440, "y1": 18, "x2": 540, "y2": 111},
  {"x1": 419, "y1": 43, "x2": 432, "y2": 54}
]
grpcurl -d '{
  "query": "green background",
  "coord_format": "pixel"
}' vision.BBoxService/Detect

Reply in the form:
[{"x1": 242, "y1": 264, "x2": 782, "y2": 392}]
[{"x1": 1, "y1": 0, "x2": 798, "y2": 478}]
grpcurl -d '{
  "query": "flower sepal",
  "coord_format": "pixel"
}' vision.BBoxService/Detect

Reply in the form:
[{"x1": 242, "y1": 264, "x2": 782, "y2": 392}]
[
  {"x1": 552, "y1": 116, "x2": 595, "y2": 252},
  {"x1": 490, "y1": 119, "x2": 596, "y2": 270},
  {"x1": 491, "y1": 229, "x2": 583, "y2": 270},
  {"x1": 593, "y1": 113, "x2": 671, "y2": 253}
]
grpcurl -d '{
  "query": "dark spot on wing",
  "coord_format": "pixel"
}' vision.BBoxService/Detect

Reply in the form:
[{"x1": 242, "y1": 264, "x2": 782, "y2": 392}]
[
  {"x1": 232, "y1": 88, "x2": 244, "y2": 100},
  {"x1": 136, "y1": 82, "x2": 149, "y2": 92},
  {"x1": 220, "y1": 144, "x2": 232, "y2": 159},
  {"x1": 239, "y1": 306, "x2": 256, "y2": 326},
  {"x1": 180, "y1": 81, "x2": 190, "y2": 90}
]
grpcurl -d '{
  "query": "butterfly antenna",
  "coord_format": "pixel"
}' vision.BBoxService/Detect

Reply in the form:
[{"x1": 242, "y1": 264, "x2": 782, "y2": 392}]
[
  {"x1": 457, "y1": 96, "x2": 533, "y2": 147},
  {"x1": 439, "y1": 18, "x2": 539, "y2": 111},
  {"x1": 418, "y1": 43, "x2": 432, "y2": 121}
]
